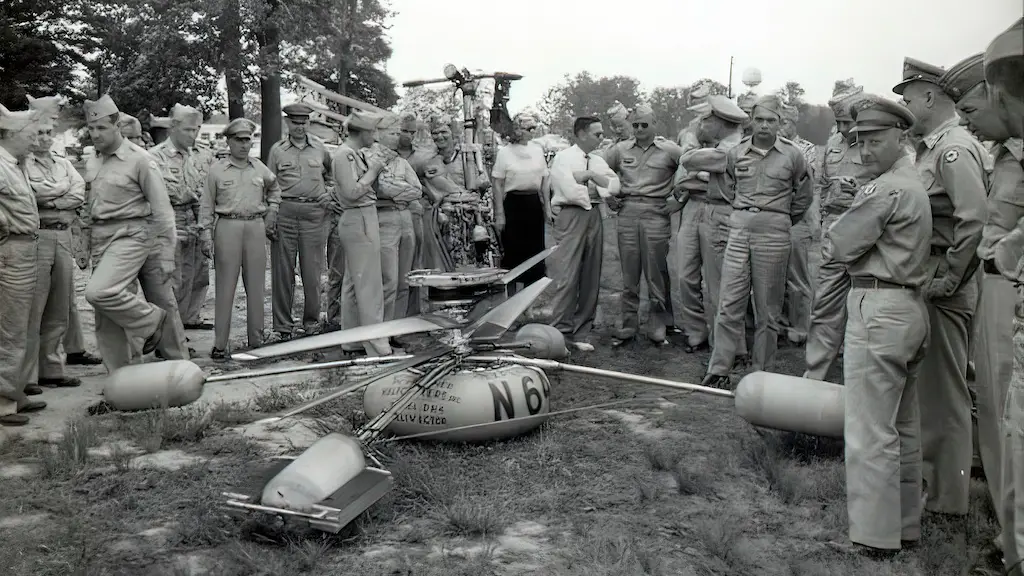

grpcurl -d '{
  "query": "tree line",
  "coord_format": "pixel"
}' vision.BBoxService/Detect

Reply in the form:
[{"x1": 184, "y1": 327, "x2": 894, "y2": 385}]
[{"x1": 2, "y1": 0, "x2": 844, "y2": 149}]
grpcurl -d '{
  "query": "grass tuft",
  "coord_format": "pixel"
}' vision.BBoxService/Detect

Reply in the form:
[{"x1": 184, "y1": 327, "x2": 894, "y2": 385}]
[{"x1": 39, "y1": 418, "x2": 98, "y2": 479}]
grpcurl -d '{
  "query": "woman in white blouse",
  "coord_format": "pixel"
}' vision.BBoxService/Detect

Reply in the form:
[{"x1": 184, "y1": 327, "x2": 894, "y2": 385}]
[{"x1": 491, "y1": 113, "x2": 551, "y2": 295}]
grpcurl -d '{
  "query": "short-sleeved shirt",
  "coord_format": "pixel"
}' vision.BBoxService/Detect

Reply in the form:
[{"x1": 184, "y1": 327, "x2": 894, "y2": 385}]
[
  {"x1": 23, "y1": 152, "x2": 86, "y2": 211},
  {"x1": 727, "y1": 136, "x2": 812, "y2": 219},
  {"x1": 267, "y1": 135, "x2": 332, "y2": 200},
  {"x1": 979, "y1": 139, "x2": 1024, "y2": 264},
  {"x1": 819, "y1": 131, "x2": 873, "y2": 213},
  {"x1": 601, "y1": 137, "x2": 684, "y2": 199},
  {"x1": 0, "y1": 146, "x2": 39, "y2": 235},
  {"x1": 440, "y1": 146, "x2": 488, "y2": 190},
  {"x1": 199, "y1": 156, "x2": 282, "y2": 230},
  {"x1": 330, "y1": 144, "x2": 376, "y2": 210},
  {"x1": 491, "y1": 142, "x2": 548, "y2": 193},
  {"x1": 149, "y1": 140, "x2": 207, "y2": 207},
  {"x1": 85, "y1": 139, "x2": 162, "y2": 223}
]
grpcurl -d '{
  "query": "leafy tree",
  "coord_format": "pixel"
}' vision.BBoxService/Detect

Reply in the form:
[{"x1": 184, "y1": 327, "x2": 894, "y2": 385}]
[
  {"x1": 0, "y1": 0, "x2": 88, "y2": 108},
  {"x1": 649, "y1": 79, "x2": 729, "y2": 140},
  {"x1": 775, "y1": 81, "x2": 807, "y2": 109},
  {"x1": 832, "y1": 78, "x2": 858, "y2": 98},
  {"x1": 537, "y1": 72, "x2": 645, "y2": 136}
]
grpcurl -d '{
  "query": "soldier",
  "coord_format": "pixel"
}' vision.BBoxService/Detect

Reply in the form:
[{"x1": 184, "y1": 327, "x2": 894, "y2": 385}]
[
  {"x1": 26, "y1": 95, "x2": 102, "y2": 367},
  {"x1": 396, "y1": 112, "x2": 430, "y2": 317},
  {"x1": 547, "y1": 115, "x2": 620, "y2": 351},
  {"x1": 267, "y1": 102, "x2": 334, "y2": 340},
  {"x1": 700, "y1": 95, "x2": 813, "y2": 389},
  {"x1": 825, "y1": 96, "x2": 931, "y2": 560},
  {"x1": 200, "y1": 119, "x2": 281, "y2": 358},
  {"x1": 373, "y1": 113, "x2": 422, "y2": 322},
  {"x1": 602, "y1": 103, "x2": 685, "y2": 346},
  {"x1": 0, "y1": 105, "x2": 47, "y2": 426},
  {"x1": 331, "y1": 111, "x2": 391, "y2": 356},
  {"x1": 118, "y1": 115, "x2": 147, "y2": 147},
  {"x1": 804, "y1": 86, "x2": 874, "y2": 381},
  {"x1": 895, "y1": 57, "x2": 989, "y2": 517},
  {"x1": 675, "y1": 96, "x2": 748, "y2": 355},
  {"x1": 598, "y1": 101, "x2": 634, "y2": 152},
  {"x1": 149, "y1": 104, "x2": 213, "y2": 330},
  {"x1": 778, "y1": 103, "x2": 818, "y2": 346},
  {"x1": 737, "y1": 94, "x2": 757, "y2": 137},
  {"x1": 939, "y1": 51, "x2": 1022, "y2": 558},
  {"x1": 20, "y1": 115, "x2": 86, "y2": 394},
  {"x1": 80, "y1": 95, "x2": 178, "y2": 372}
]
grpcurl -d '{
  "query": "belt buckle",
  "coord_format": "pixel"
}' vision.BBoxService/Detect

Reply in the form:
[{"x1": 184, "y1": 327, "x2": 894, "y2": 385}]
[{"x1": 747, "y1": 207, "x2": 761, "y2": 213}]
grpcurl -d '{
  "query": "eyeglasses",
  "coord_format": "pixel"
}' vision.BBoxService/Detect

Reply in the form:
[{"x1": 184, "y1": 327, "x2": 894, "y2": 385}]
[
  {"x1": 594, "y1": 131, "x2": 605, "y2": 138},
  {"x1": 521, "y1": 125, "x2": 537, "y2": 131},
  {"x1": 632, "y1": 122, "x2": 649, "y2": 129}
]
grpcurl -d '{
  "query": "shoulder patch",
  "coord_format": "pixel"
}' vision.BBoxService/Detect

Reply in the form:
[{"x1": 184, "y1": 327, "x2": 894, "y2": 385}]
[
  {"x1": 347, "y1": 153, "x2": 355, "y2": 162},
  {"x1": 944, "y1": 149, "x2": 959, "y2": 163},
  {"x1": 860, "y1": 183, "x2": 877, "y2": 197},
  {"x1": 148, "y1": 160, "x2": 159, "y2": 171}
]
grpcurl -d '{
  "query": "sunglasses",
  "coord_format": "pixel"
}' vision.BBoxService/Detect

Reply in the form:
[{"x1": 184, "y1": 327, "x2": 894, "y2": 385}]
[{"x1": 632, "y1": 122, "x2": 649, "y2": 129}]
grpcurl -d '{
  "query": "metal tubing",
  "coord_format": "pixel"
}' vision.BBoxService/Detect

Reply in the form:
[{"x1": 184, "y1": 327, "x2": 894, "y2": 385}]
[
  {"x1": 294, "y1": 75, "x2": 386, "y2": 114},
  {"x1": 205, "y1": 355, "x2": 413, "y2": 384},
  {"x1": 465, "y1": 356, "x2": 736, "y2": 399}
]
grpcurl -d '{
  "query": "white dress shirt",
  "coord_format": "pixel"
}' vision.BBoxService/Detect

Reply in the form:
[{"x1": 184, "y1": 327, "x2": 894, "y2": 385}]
[{"x1": 549, "y1": 144, "x2": 620, "y2": 210}]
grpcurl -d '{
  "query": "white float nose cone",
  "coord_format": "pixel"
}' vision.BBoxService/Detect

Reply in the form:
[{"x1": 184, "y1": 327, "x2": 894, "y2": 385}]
[{"x1": 733, "y1": 371, "x2": 845, "y2": 438}]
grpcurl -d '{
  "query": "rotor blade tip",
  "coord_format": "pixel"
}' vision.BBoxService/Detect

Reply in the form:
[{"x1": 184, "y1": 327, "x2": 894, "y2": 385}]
[{"x1": 232, "y1": 353, "x2": 259, "y2": 361}]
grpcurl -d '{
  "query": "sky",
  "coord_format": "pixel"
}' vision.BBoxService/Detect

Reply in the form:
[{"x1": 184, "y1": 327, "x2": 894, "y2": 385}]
[{"x1": 383, "y1": 0, "x2": 1022, "y2": 112}]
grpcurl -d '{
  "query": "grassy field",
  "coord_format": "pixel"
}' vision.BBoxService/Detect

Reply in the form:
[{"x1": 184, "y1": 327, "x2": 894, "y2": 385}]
[{"x1": 0, "y1": 206, "x2": 999, "y2": 575}]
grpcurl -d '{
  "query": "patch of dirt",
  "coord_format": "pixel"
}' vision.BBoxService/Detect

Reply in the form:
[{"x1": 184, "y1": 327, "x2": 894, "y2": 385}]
[
  {"x1": 0, "y1": 462, "x2": 39, "y2": 479},
  {"x1": 0, "y1": 513, "x2": 49, "y2": 529},
  {"x1": 133, "y1": 449, "x2": 208, "y2": 471}
]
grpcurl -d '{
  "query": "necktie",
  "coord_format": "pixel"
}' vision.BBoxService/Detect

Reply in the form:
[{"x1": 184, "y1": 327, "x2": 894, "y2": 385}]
[{"x1": 585, "y1": 153, "x2": 599, "y2": 203}]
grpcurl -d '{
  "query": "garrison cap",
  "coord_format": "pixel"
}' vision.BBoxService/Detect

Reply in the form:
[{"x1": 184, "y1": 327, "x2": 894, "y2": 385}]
[
  {"x1": 706, "y1": 95, "x2": 748, "y2": 124},
  {"x1": 686, "y1": 83, "x2": 712, "y2": 112},
  {"x1": 117, "y1": 114, "x2": 143, "y2": 138},
  {"x1": 736, "y1": 93, "x2": 757, "y2": 113},
  {"x1": 607, "y1": 100, "x2": 630, "y2": 121},
  {"x1": 344, "y1": 110, "x2": 380, "y2": 132},
  {"x1": 985, "y1": 18, "x2": 1024, "y2": 83},
  {"x1": 938, "y1": 53, "x2": 985, "y2": 102},
  {"x1": 0, "y1": 104, "x2": 40, "y2": 132},
  {"x1": 828, "y1": 84, "x2": 866, "y2": 121},
  {"x1": 84, "y1": 94, "x2": 119, "y2": 123},
  {"x1": 632, "y1": 102, "x2": 655, "y2": 119},
  {"x1": 376, "y1": 113, "x2": 401, "y2": 130},
  {"x1": 26, "y1": 94, "x2": 67, "y2": 120},
  {"x1": 169, "y1": 103, "x2": 202, "y2": 126},
  {"x1": 149, "y1": 115, "x2": 172, "y2": 129},
  {"x1": 282, "y1": 102, "x2": 314, "y2": 119},
  {"x1": 892, "y1": 57, "x2": 946, "y2": 95},
  {"x1": 779, "y1": 102, "x2": 800, "y2": 123},
  {"x1": 850, "y1": 95, "x2": 916, "y2": 133},
  {"x1": 400, "y1": 112, "x2": 418, "y2": 131},
  {"x1": 222, "y1": 118, "x2": 257, "y2": 138},
  {"x1": 428, "y1": 114, "x2": 451, "y2": 132},
  {"x1": 751, "y1": 95, "x2": 784, "y2": 119}
]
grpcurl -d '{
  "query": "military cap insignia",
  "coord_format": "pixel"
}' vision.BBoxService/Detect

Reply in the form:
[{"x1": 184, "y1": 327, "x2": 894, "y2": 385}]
[
  {"x1": 860, "y1": 183, "x2": 877, "y2": 197},
  {"x1": 944, "y1": 149, "x2": 959, "y2": 163}
]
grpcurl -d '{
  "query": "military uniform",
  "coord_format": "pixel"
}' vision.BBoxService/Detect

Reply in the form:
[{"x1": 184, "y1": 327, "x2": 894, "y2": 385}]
[
  {"x1": 782, "y1": 133, "x2": 818, "y2": 344},
  {"x1": 805, "y1": 90, "x2": 875, "y2": 380},
  {"x1": 266, "y1": 103, "x2": 333, "y2": 337},
  {"x1": 397, "y1": 140, "x2": 433, "y2": 317},
  {"x1": 703, "y1": 96, "x2": 813, "y2": 385},
  {"x1": 20, "y1": 146, "x2": 86, "y2": 389},
  {"x1": 372, "y1": 142, "x2": 422, "y2": 322},
  {"x1": 331, "y1": 112, "x2": 390, "y2": 356},
  {"x1": 0, "y1": 105, "x2": 45, "y2": 424},
  {"x1": 895, "y1": 58, "x2": 990, "y2": 516},
  {"x1": 602, "y1": 114, "x2": 684, "y2": 345},
  {"x1": 832, "y1": 114, "x2": 931, "y2": 552},
  {"x1": 81, "y1": 95, "x2": 178, "y2": 373},
  {"x1": 200, "y1": 119, "x2": 281, "y2": 354}
]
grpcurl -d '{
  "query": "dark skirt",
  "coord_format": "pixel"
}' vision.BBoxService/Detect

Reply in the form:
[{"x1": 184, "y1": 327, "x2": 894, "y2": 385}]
[{"x1": 500, "y1": 192, "x2": 546, "y2": 285}]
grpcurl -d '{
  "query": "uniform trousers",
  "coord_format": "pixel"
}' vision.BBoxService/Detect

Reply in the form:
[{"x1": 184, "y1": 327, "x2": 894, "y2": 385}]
[
  {"x1": 407, "y1": 204, "x2": 425, "y2": 317},
  {"x1": 172, "y1": 206, "x2": 210, "y2": 324},
  {"x1": 675, "y1": 199, "x2": 709, "y2": 345},
  {"x1": 213, "y1": 217, "x2": 266, "y2": 350},
  {"x1": 708, "y1": 209, "x2": 790, "y2": 375},
  {"x1": 338, "y1": 206, "x2": 391, "y2": 356},
  {"x1": 783, "y1": 215, "x2": 814, "y2": 340},
  {"x1": 139, "y1": 217, "x2": 190, "y2": 361},
  {"x1": 1002, "y1": 297, "x2": 1024, "y2": 574},
  {"x1": 271, "y1": 200, "x2": 326, "y2": 335},
  {"x1": 804, "y1": 212, "x2": 851, "y2": 380},
  {"x1": 697, "y1": 201, "x2": 752, "y2": 355},
  {"x1": 548, "y1": 205, "x2": 603, "y2": 341},
  {"x1": 84, "y1": 220, "x2": 166, "y2": 373},
  {"x1": 974, "y1": 268, "x2": 1015, "y2": 525},
  {"x1": 378, "y1": 207, "x2": 404, "y2": 322},
  {"x1": 844, "y1": 286, "x2": 927, "y2": 550},
  {"x1": 920, "y1": 267, "x2": 978, "y2": 516},
  {"x1": 325, "y1": 214, "x2": 345, "y2": 325},
  {"x1": 395, "y1": 208, "x2": 416, "y2": 320},
  {"x1": 64, "y1": 292, "x2": 86, "y2": 355},
  {"x1": 0, "y1": 235, "x2": 38, "y2": 410},
  {"x1": 616, "y1": 198, "x2": 673, "y2": 340},
  {"x1": 20, "y1": 226, "x2": 73, "y2": 385}
]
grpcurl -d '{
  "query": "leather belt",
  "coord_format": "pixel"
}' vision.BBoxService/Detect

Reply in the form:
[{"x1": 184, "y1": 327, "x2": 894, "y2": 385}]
[
  {"x1": 171, "y1": 204, "x2": 197, "y2": 211},
  {"x1": 850, "y1": 276, "x2": 913, "y2": 290},
  {"x1": 984, "y1": 259, "x2": 1000, "y2": 275},
  {"x1": 39, "y1": 222, "x2": 72, "y2": 231},
  {"x1": 6, "y1": 232, "x2": 39, "y2": 240},
  {"x1": 219, "y1": 213, "x2": 263, "y2": 220},
  {"x1": 282, "y1": 197, "x2": 319, "y2": 204},
  {"x1": 930, "y1": 245, "x2": 946, "y2": 256},
  {"x1": 376, "y1": 204, "x2": 401, "y2": 211}
]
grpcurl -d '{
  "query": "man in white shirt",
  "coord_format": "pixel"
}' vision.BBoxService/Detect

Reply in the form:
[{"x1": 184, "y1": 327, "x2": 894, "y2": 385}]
[{"x1": 546, "y1": 116, "x2": 620, "y2": 351}]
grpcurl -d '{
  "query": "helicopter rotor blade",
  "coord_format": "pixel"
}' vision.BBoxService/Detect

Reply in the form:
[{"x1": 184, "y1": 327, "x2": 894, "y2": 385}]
[
  {"x1": 465, "y1": 277, "x2": 553, "y2": 343},
  {"x1": 500, "y1": 245, "x2": 557, "y2": 286}
]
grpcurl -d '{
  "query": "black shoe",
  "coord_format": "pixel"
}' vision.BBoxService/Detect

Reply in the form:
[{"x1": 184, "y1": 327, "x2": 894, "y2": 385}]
[
  {"x1": 24, "y1": 385, "x2": 43, "y2": 396},
  {"x1": 683, "y1": 340, "x2": 709, "y2": 354},
  {"x1": 734, "y1": 355, "x2": 752, "y2": 370},
  {"x1": 826, "y1": 541, "x2": 900, "y2": 560},
  {"x1": 611, "y1": 335, "x2": 635, "y2": 348},
  {"x1": 700, "y1": 374, "x2": 730, "y2": 389},
  {"x1": 210, "y1": 348, "x2": 229, "y2": 361},
  {"x1": 66, "y1": 351, "x2": 102, "y2": 366},
  {"x1": 183, "y1": 321, "x2": 214, "y2": 330},
  {"x1": 666, "y1": 326, "x2": 684, "y2": 336},
  {"x1": 0, "y1": 414, "x2": 29, "y2": 426},
  {"x1": 39, "y1": 377, "x2": 81, "y2": 388},
  {"x1": 17, "y1": 400, "x2": 46, "y2": 413}
]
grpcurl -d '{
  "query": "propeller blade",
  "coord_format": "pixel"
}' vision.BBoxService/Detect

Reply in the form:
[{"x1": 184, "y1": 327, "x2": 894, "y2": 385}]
[
  {"x1": 231, "y1": 315, "x2": 459, "y2": 361},
  {"x1": 466, "y1": 277, "x2": 552, "y2": 342},
  {"x1": 500, "y1": 246, "x2": 557, "y2": 285}
]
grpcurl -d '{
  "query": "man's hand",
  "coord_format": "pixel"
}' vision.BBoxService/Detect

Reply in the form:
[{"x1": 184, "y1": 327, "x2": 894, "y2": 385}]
[
  {"x1": 394, "y1": 189, "x2": 421, "y2": 204},
  {"x1": 606, "y1": 196, "x2": 623, "y2": 212},
  {"x1": 836, "y1": 176, "x2": 859, "y2": 192},
  {"x1": 572, "y1": 170, "x2": 593, "y2": 184},
  {"x1": 696, "y1": 171, "x2": 710, "y2": 182},
  {"x1": 660, "y1": 198, "x2": 684, "y2": 216},
  {"x1": 315, "y1": 192, "x2": 332, "y2": 208},
  {"x1": 199, "y1": 231, "x2": 213, "y2": 259},
  {"x1": 160, "y1": 254, "x2": 176, "y2": 284},
  {"x1": 494, "y1": 212, "x2": 506, "y2": 234},
  {"x1": 995, "y1": 232, "x2": 1024, "y2": 281},
  {"x1": 265, "y1": 209, "x2": 279, "y2": 240}
]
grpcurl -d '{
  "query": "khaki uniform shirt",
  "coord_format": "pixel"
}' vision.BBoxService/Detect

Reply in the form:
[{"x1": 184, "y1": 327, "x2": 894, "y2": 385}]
[
  {"x1": 267, "y1": 135, "x2": 333, "y2": 201},
  {"x1": 24, "y1": 152, "x2": 85, "y2": 226},
  {"x1": 828, "y1": 155, "x2": 933, "y2": 288},
  {"x1": 979, "y1": 139, "x2": 1024, "y2": 272},
  {"x1": 376, "y1": 156, "x2": 422, "y2": 209},
  {"x1": 0, "y1": 146, "x2": 40, "y2": 237},
  {"x1": 149, "y1": 140, "x2": 207, "y2": 208},
  {"x1": 199, "y1": 156, "x2": 282, "y2": 230},
  {"x1": 602, "y1": 137, "x2": 685, "y2": 200},
  {"x1": 819, "y1": 132, "x2": 873, "y2": 215},
  {"x1": 84, "y1": 139, "x2": 167, "y2": 225},
  {"x1": 915, "y1": 116, "x2": 989, "y2": 293},
  {"x1": 439, "y1": 146, "x2": 488, "y2": 190},
  {"x1": 726, "y1": 136, "x2": 813, "y2": 220},
  {"x1": 331, "y1": 143, "x2": 376, "y2": 210},
  {"x1": 677, "y1": 130, "x2": 744, "y2": 203},
  {"x1": 398, "y1": 147, "x2": 435, "y2": 214}
]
